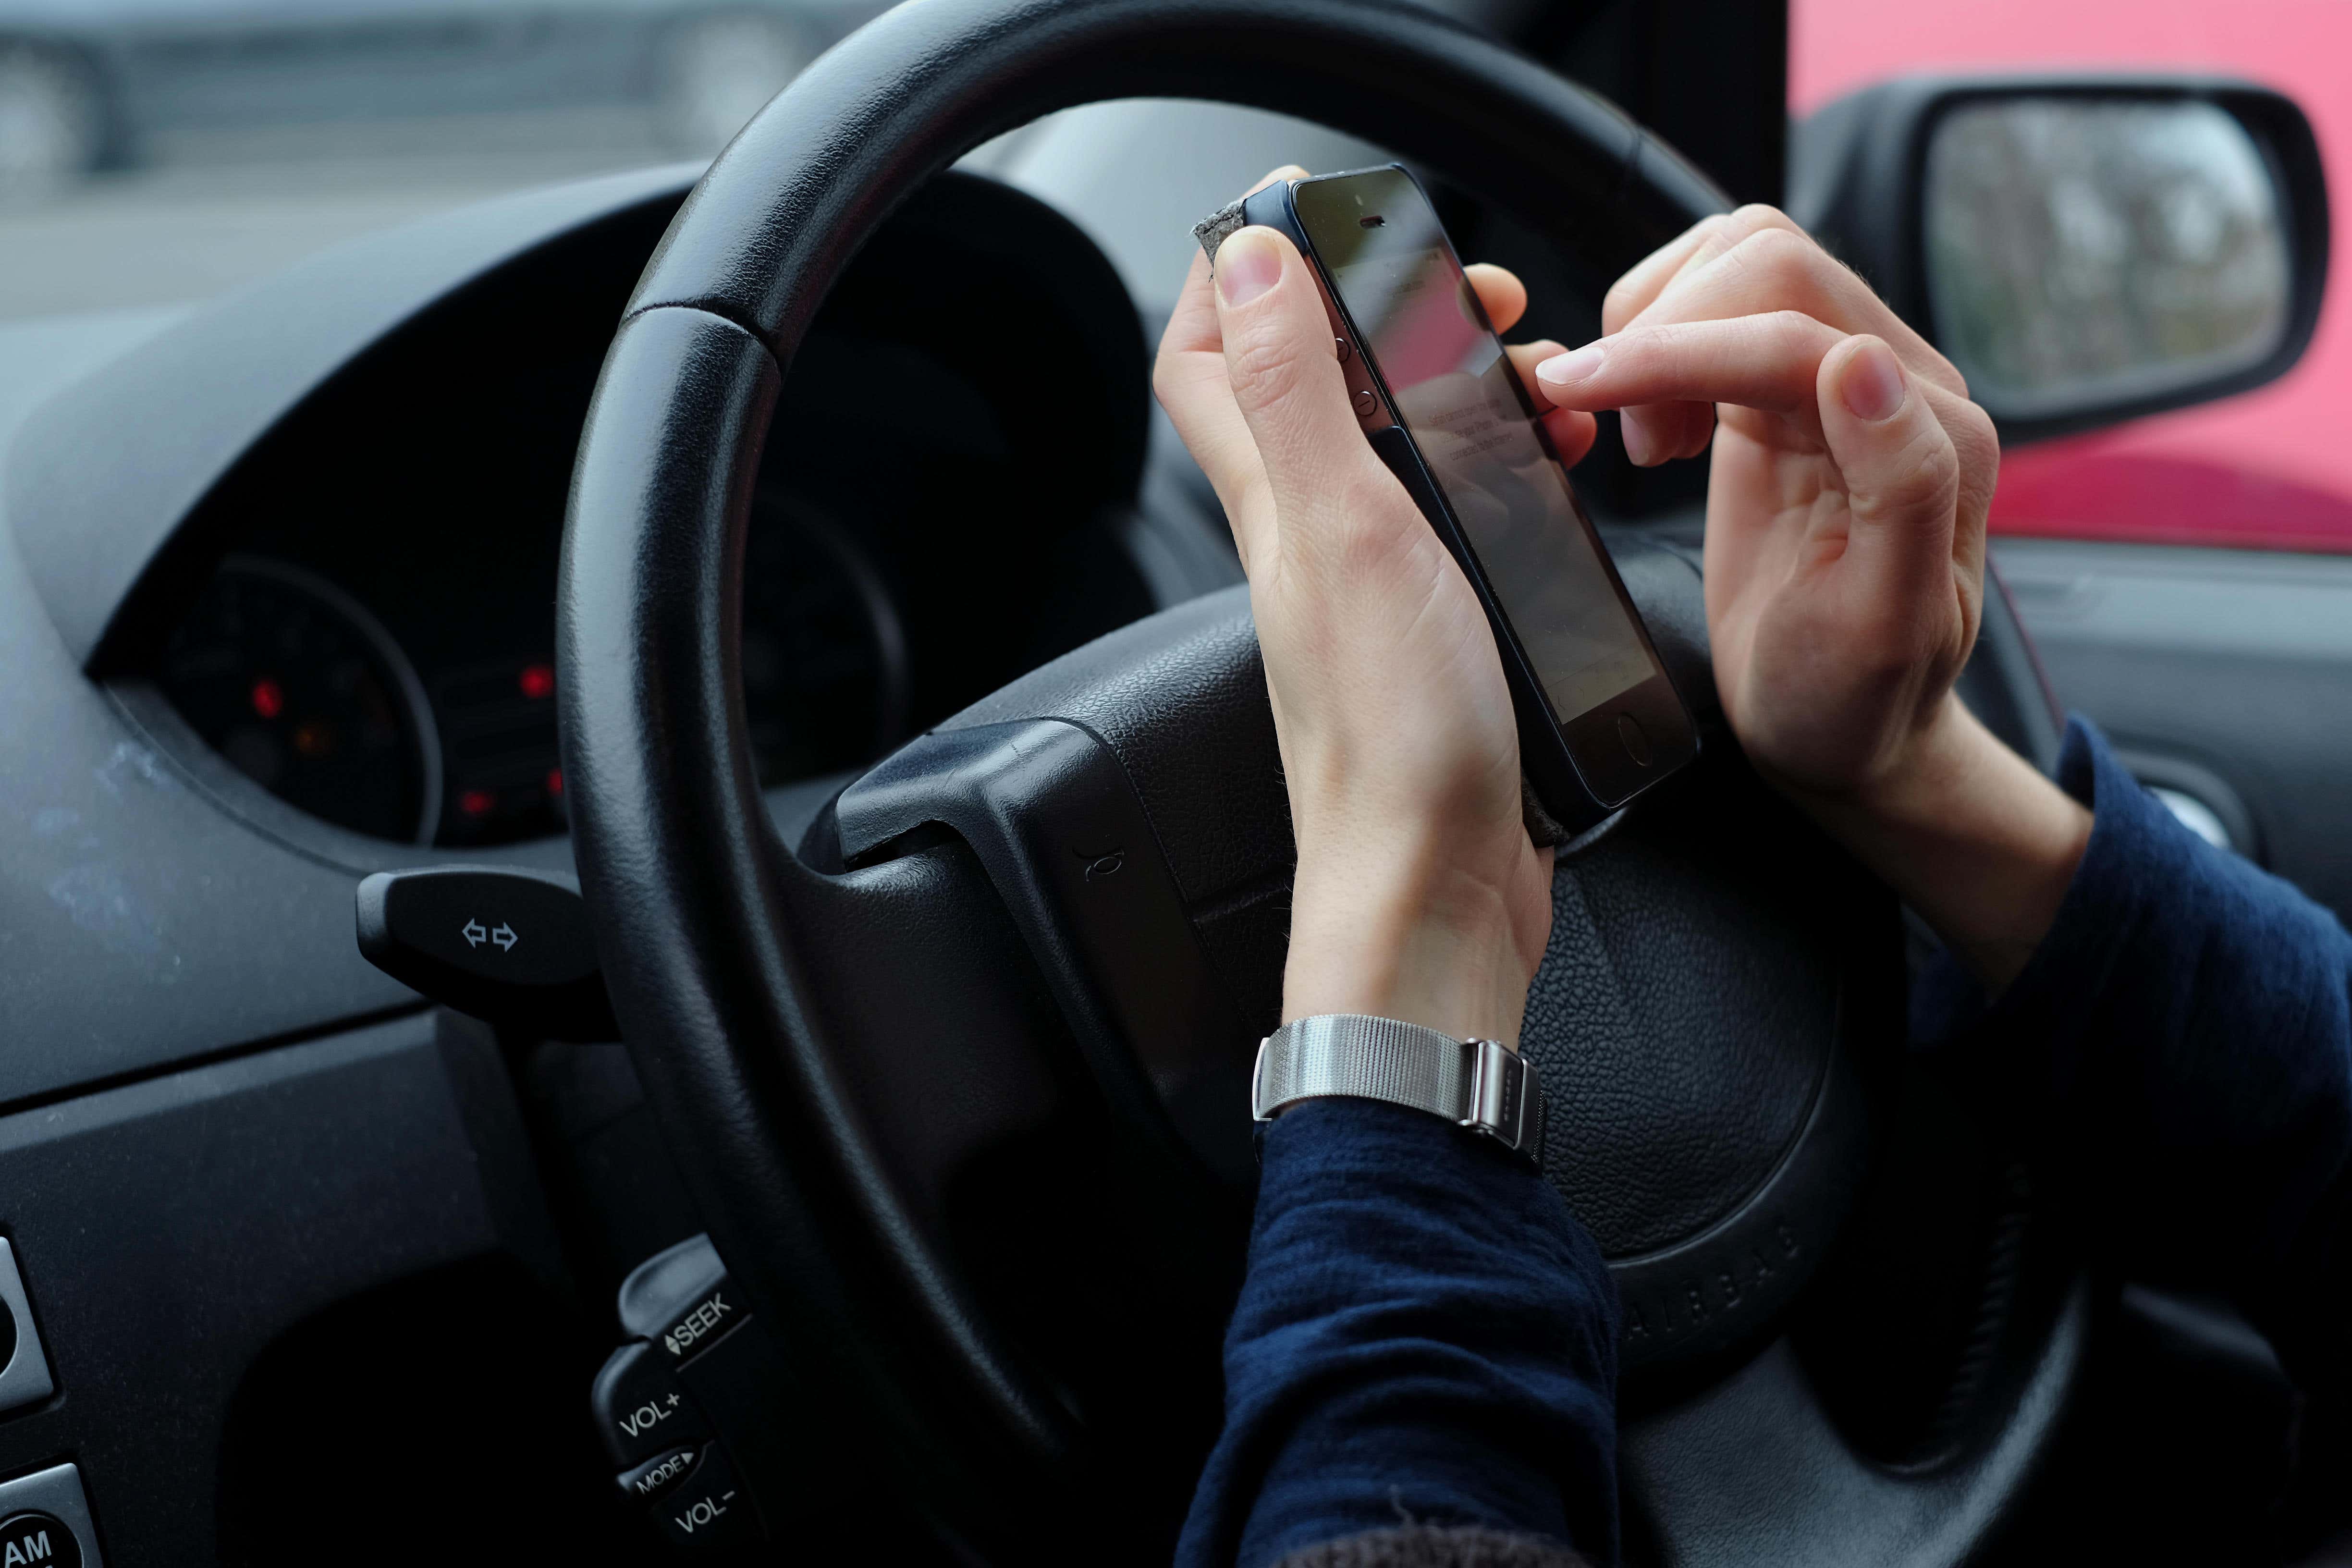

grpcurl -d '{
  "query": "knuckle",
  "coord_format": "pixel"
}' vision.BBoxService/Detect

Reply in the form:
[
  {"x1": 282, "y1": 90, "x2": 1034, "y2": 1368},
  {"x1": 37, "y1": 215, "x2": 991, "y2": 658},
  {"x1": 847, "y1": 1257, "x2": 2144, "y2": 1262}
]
[
  {"x1": 1603, "y1": 274, "x2": 1645, "y2": 322},
  {"x1": 1725, "y1": 224, "x2": 1815, "y2": 285},
  {"x1": 1890, "y1": 426, "x2": 1963, "y2": 513},
  {"x1": 1923, "y1": 344, "x2": 1971, "y2": 396},
  {"x1": 1760, "y1": 307, "x2": 1826, "y2": 342},
  {"x1": 1148, "y1": 353, "x2": 1182, "y2": 409},
  {"x1": 1723, "y1": 203, "x2": 1801, "y2": 244},
  {"x1": 1955, "y1": 400, "x2": 1998, "y2": 466},
  {"x1": 1226, "y1": 330, "x2": 1312, "y2": 410}
]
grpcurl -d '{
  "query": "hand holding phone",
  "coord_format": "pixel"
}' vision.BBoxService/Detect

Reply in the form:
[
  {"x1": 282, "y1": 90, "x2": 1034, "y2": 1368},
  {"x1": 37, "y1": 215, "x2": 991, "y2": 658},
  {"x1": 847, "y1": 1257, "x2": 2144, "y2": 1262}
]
[
  {"x1": 1154, "y1": 173, "x2": 1564, "y2": 1045},
  {"x1": 1196, "y1": 166, "x2": 1697, "y2": 833}
]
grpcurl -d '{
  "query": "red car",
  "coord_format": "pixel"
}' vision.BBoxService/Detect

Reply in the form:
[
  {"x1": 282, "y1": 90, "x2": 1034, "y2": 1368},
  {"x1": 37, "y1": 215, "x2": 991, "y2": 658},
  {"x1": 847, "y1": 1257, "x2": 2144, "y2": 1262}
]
[{"x1": 1798, "y1": 0, "x2": 2352, "y2": 553}]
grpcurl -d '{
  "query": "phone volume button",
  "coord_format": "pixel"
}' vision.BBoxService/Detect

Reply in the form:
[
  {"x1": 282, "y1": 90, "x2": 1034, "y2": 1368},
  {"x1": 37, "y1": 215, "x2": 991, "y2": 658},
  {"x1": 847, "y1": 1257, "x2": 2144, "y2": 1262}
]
[{"x1": 1352, "y1": 389, "x2": 1378, "y2": 418}]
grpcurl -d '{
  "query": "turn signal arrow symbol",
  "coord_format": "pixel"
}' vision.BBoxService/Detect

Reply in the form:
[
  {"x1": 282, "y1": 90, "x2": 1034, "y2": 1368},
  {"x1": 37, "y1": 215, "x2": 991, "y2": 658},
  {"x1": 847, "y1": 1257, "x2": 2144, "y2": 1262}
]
[
  {"x1": 462, "y1": 919, "x2": 487, "y2": 948},
  {"x1": 491, "y1": 923, "x2": 518, "y2": 952}
]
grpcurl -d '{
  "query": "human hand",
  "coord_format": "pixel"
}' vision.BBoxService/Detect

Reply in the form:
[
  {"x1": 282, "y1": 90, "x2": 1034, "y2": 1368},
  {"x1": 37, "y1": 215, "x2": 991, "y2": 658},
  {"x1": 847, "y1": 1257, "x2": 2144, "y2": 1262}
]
[
  {"x1": 1533, "y1": 206, "x2": 2088, "y2": 987},
  {"x1": 1152, "y1": 171, "x2": 1592, "y2": 1046}
]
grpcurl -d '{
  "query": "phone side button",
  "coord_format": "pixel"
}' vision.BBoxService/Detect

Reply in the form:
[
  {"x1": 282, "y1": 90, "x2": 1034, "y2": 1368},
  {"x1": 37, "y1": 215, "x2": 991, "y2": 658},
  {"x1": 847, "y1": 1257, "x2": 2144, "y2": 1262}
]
[
  {"x1": 1615, "y1": 713, "x2": 1655, "y2": 769},
  {"x1": 1352, "y1": 389, "x2": 1378, "y2": 419},
  {"x1": 1335, "y1": 336, "x2": 1354, "y2": 364}
]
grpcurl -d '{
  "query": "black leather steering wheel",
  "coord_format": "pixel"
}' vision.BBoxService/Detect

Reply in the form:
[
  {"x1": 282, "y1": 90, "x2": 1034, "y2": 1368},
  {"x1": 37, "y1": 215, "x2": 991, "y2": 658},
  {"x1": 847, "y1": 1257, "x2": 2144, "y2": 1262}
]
[{"x1": 557, "y1": 0, "x2": 2085, "y2": 1560}]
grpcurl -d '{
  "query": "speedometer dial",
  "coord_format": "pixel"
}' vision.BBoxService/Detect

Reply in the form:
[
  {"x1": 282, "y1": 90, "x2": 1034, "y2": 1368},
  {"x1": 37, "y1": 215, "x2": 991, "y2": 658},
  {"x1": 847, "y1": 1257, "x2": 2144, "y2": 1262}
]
[{"x1": 158, "y1": 558, "x2": 442, "y2": 844}]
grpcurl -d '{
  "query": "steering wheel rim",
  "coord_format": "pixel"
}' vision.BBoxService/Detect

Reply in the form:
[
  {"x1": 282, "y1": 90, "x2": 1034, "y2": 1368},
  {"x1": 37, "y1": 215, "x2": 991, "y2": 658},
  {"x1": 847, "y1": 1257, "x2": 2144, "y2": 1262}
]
[{"x1": 557, "y1": 0, "x2": 2084, "y2": 1559}]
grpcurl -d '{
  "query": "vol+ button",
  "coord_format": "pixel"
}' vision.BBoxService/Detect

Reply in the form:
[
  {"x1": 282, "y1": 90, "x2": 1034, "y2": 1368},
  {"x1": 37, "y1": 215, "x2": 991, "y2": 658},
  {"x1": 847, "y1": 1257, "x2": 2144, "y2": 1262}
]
[{"x1": 591, "y1": 1340, "x2": 710, "y2": 1469}]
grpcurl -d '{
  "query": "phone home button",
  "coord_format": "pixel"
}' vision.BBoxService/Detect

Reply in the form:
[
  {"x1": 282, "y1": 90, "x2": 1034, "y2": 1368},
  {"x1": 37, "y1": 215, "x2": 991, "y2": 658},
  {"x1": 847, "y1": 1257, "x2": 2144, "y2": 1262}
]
[{"x1": 1615, "y1": 712, "x2": 1654, "y2": 769}]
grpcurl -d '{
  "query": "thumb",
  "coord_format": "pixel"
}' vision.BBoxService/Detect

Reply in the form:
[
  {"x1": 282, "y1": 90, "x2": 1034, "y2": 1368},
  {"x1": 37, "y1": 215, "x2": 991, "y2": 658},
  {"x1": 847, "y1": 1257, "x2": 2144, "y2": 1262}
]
[
  {"x1": 1211, "y1": 226, "x2": 1382, "y2": 518},
  {"x1": 1816, "y1": 335, "x2": 1963, "y2": 605}
]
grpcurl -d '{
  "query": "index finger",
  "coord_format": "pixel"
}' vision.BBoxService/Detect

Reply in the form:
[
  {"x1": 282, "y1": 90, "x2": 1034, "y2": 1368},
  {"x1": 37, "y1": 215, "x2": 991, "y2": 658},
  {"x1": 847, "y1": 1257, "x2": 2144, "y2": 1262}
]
[{"x1": 1601, "y1": 213, "x2": 1729, "y2": 335}]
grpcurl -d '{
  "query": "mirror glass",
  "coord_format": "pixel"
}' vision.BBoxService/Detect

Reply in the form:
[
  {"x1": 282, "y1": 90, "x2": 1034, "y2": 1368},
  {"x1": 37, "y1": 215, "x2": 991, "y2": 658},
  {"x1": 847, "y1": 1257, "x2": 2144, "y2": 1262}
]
[{"x1": 1924, "y1": 98, "x2": 2290, "y2": 409}]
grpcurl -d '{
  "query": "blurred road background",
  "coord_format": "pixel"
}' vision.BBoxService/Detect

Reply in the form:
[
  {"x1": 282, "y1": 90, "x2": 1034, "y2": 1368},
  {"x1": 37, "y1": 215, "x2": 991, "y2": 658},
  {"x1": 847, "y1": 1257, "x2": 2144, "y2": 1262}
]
[{"x1": 0, "y1": 113, "x2": 670, "y2": 320}]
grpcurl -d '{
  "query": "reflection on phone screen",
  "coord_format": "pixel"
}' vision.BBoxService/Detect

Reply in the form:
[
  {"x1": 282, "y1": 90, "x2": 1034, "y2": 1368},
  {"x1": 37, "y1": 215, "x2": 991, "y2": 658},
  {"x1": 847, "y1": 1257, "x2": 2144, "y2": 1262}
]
[{"x1": 1301, "y1": 171, "x2": 1652, "y2": 721}]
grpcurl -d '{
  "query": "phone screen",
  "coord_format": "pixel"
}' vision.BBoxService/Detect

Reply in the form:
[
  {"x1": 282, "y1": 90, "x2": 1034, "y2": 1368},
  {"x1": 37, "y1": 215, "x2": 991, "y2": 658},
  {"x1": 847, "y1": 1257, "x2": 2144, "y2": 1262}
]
[{"x1": 1295, "y1": 170, "x2": 1655, "y2": 723}]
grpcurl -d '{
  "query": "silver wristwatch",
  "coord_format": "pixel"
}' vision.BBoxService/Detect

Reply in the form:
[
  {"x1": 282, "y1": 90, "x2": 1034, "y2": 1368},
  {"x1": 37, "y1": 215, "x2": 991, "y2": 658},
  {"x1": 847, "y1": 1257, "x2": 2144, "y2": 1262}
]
[{"x1": 1251, "y1": 1014, "x2": 1548, "y2": 1159}]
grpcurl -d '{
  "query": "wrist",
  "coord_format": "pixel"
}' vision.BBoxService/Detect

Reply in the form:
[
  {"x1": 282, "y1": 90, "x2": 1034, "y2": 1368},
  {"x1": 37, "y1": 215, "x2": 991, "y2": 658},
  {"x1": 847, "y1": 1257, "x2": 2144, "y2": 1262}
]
[
  {"x1": 1783, "y1": 696, "x2": 2091, "y2": 991},
  {"x1": 1281, "y1": 838, "x2": 1543, "y2": 1047}
]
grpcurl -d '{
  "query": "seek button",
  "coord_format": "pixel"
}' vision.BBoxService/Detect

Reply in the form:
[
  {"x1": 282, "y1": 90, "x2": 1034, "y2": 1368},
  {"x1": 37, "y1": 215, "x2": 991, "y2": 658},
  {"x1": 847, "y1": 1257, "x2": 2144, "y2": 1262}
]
[{"x1": 654, "y1": 1280, "x2": 742, "y2": 1364}]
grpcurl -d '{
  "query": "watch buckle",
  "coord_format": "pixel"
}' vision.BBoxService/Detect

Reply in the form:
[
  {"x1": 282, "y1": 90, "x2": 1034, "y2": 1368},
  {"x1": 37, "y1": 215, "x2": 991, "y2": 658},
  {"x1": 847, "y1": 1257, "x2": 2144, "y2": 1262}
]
[{"x1": 1464, "y1": 1039, "x2": 1532, "y2": 1152}]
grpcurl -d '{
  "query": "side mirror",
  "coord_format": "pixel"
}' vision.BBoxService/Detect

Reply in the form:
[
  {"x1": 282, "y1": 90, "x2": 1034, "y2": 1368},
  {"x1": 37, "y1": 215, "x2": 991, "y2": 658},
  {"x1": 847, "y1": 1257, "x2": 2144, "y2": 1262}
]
[{"x1": 1792, "y1": 78, "x2": 2329, "y2": 445}]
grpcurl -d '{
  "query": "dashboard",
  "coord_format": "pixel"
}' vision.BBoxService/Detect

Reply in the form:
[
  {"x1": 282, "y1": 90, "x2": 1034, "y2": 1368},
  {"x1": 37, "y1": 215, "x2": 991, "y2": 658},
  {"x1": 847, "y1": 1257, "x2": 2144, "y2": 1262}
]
[
  {"x1": 0, "y1": 159, "x2": 1249, "y2": 1563},
  {"x1": 88, "y1": 171, "x2": 1225, "y2": 854}
]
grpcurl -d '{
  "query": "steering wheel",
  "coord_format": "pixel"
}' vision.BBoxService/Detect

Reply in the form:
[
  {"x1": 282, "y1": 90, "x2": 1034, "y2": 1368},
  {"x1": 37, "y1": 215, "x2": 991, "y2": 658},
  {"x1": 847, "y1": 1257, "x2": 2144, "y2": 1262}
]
[{"x1": 557, "y1": 0, "x2": 2085, "y2": 1560}]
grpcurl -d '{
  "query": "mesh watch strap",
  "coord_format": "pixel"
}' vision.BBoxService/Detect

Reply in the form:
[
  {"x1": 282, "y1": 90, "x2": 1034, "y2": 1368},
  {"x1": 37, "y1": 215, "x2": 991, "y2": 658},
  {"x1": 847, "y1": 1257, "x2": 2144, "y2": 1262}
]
[{"x1": 1252, "y1": 1014, "x2": 1547, "y2": 1158}]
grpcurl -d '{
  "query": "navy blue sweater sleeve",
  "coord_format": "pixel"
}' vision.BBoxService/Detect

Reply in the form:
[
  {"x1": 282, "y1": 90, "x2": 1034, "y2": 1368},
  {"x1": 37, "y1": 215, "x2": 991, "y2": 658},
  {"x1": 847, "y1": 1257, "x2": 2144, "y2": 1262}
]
[
  {"x1": 1914, "y1": 716, "x2": 2352, "y2": 1391},
  {"x1": 1175, "y1": 1098, "x2": 1619, "y2": 1568}
]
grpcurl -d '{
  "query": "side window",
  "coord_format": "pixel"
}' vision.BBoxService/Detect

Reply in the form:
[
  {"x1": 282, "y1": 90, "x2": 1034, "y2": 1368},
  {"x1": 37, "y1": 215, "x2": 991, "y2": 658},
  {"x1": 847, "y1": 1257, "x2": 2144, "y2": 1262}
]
[{"x1": 1789, "y1": 0, "x2": 2352, "y2": 553}]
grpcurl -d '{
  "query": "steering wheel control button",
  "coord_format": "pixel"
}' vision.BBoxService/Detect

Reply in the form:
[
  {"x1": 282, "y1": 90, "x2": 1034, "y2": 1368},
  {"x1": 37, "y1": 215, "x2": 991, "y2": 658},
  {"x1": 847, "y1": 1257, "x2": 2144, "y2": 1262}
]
[
  {"x1": 0, "y1": 1242, "x2": 55, "y2": 1416},
  {"x1": 592, "y1": 1341, "x2": 709, "y2": 1469},
  {"x1": 651, "y1": 1442, "x2": 758, "y2": 1550},
  {"x1": 1615, "y1": 712, "x2": 1654, "y2": 769},
  {"x1": 354, "y1": 865, "x2": 618, "y2": 1041},
  {"x1": 616, "y1": 1235, "x2": 747, "y2": 1368},
  {"x1": 652, "y1": 1283, "x2": 740, "y2": 1364},
  {"x1": 0, "y1": 1513, "x2": 80, "y2": 1568},
  {"x1": 617, "y1": 1444, "x2": 703, "y2": 1507},
  {"x1": 0, "y1": 1467, "x2": 99, "y2": 1568}
]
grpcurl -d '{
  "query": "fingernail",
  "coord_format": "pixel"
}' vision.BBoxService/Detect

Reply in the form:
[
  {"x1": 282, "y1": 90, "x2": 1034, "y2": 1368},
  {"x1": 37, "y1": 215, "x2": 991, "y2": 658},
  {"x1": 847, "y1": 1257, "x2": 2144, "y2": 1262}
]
[
  {"x1": 1216, "y1": 228, "x2": 1283, "y2": 307},
  {"x1": 1620, "y1": 409, "x2": 1653, "y2": 466},
  {"x1": 1536, "y1": 342, "x2": 1606, "y2": 390},
  {"x1": 1839, "y1": 339, "x2": 1907, "y2": 422}
]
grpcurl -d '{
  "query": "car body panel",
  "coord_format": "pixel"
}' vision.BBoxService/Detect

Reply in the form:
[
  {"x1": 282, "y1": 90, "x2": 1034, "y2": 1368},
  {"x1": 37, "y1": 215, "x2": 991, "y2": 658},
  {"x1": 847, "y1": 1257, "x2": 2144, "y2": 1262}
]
[{"x1": 1793, "y1": 0, "x2": 2352, "y2": 552}]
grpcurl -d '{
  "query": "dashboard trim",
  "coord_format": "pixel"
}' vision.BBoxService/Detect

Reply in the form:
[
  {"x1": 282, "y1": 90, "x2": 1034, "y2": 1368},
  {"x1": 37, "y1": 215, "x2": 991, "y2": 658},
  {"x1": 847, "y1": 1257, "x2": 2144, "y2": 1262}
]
[{"x1": 5, "y1": 162, "x2": 705, "y2": 674}]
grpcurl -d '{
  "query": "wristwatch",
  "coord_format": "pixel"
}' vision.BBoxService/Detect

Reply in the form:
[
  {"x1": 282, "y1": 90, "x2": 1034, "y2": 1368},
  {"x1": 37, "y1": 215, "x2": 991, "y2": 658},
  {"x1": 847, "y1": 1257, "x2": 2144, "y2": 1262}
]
[{"x1": 1251, "y1": 1014, "x2": 1548, "y2": 1160}]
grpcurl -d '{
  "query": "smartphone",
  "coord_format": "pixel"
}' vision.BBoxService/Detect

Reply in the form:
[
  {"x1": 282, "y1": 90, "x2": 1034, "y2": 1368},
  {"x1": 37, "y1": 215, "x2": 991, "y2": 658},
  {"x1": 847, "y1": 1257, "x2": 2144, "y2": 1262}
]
[{"x1": 1202, "y1": 165, "x2": 1697, "y2": 832}]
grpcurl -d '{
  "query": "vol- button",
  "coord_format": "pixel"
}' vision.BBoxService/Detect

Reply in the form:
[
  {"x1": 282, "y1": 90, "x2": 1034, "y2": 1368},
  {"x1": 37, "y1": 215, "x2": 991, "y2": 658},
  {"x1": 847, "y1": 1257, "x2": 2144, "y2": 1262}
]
[{"x1": 653, "y1": 1443, "x2": 758, "y2": 1549}]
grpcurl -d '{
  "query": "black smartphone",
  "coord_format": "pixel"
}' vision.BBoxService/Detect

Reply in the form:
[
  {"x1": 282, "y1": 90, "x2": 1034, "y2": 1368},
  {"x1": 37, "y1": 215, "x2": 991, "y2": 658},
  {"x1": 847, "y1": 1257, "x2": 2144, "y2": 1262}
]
[{"x1": 1203, "y1": 165, "x2": 1697, "y2": 832}]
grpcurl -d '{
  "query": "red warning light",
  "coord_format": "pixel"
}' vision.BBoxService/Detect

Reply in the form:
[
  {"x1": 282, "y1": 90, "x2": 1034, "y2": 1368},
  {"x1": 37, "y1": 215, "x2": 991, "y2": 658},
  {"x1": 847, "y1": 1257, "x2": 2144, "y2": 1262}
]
[
  {"x1": 518, "y1": 662, "x2": 556, "y2": 700},
  {"x1": 544, "y1": 767, "x2": 564, "y2": 797},
  {"x1": 457, "y1": 788, "x2": 497, "y2": 819},
  {"x1": 250, "y1": 677, "x2": 285, "y2": 720}
]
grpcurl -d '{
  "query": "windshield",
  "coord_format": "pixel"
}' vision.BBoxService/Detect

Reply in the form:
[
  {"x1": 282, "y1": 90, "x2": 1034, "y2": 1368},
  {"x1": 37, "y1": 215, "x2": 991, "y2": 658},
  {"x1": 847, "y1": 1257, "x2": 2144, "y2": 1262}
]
[{"x1": 0, "y1": 0, "x2": 890, "y2": 322}]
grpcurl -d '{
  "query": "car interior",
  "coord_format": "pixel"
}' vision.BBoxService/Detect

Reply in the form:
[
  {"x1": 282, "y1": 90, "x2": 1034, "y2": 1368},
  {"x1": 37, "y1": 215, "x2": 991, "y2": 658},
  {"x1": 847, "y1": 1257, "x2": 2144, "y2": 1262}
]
[{"x1": 0, "y1": 0, "x2": 2347, "y2": 1563}]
